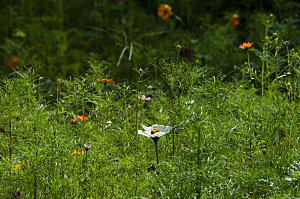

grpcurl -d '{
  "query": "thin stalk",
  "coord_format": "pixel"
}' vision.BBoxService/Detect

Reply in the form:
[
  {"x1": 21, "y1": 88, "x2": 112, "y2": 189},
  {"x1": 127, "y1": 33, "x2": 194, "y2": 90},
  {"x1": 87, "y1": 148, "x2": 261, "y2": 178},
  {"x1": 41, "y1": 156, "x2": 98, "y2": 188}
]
[
  {"x1": 76, "y1": 122, "x2": 80, "y2": 149},
  {"x1": 102, "y1": 115, "x2": 105, "y2": 136},
  {"x1": 171, "y1": 85, "x2": 175, "y2": 156},
  {"x1": 153, "y1": 138, "x2": 159, "y2": 164},
  {"x1": 136, "y1": 73, "x2": 142, "y2": 152},
  {"x1": 85, "y1": 150, "x2": 88, "y2": 168},
  {"x1": 57, "y1": 82, "x2": 60, "y2": 126},
  {"x1": 288, "y1": 121, "x2": 293, "y2": 161},
  {"x1": 286, "y1": 43, "x2": 293, "y2": 100},
  {"x1": 84, "y1": 149, "x2": 88, "y2": 197},
  {"x1": 34, "y1": 131, "x2": 38, "y2": 199},
  {"x1": 136, "y1": 93, "x2": 139, "y2": 152},
  {"x1": 81, "y1": 99, "x2": 85, "y2": 139},
  {"x1": 264, "y1": 24, "x2": 269, "y2": 95},
  {"x1": 9, "y1": 120, "x2": 12, "y2": 158},
  {"x1": 275, "y1": 40, "x2": 279, "y2": 98},
  {"x1": 247, "y1": 51, "x2": 253, "y2": 90},
  {"x1": 196, "y1": 128, "x2": 202, "y2": 198},
  {"x1": 250, "y1": 136, "x2": 252, "y2": 168},
  {"x1": 9, "y1": 120, "x2": 12, "y2": 176},
  {"x1": 262, "y1": 46, "x2": 265, "y2": 99}
]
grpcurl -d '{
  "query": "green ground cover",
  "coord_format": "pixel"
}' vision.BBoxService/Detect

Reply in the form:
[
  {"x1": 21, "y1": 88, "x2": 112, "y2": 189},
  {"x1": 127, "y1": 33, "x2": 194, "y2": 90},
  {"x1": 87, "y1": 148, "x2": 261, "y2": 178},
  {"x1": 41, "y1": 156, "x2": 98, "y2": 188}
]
[{"x1": 1, "y1": 0, "x2": 300, "y2": 198}]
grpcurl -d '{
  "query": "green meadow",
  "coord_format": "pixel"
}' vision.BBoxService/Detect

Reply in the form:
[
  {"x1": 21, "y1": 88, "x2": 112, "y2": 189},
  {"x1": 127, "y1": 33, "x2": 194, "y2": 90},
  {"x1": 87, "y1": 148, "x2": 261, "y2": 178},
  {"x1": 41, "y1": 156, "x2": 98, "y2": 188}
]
[{"x1": 1, "y1": 0, "x2": 300, "y2": 198}]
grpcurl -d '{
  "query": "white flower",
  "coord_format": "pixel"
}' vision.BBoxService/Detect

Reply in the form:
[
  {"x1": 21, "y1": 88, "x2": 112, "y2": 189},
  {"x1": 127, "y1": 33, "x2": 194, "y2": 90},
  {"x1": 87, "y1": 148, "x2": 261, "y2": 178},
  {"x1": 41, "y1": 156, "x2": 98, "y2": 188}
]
[
  {"x1": 284, "y1": 177, "x2": 296, "y2": 182},
  {"x1": 138, "y1": 124, "x2": 172, "y2": 138},
  {"x1": 185, "y1": 100, "x2": 194, "y2": 105},
  {"x1": 105, "y1": 120, "x2": 112, "y2": 129},
  {"x1": 36, "y1": 104, "x2": 44, "y2": 110}
]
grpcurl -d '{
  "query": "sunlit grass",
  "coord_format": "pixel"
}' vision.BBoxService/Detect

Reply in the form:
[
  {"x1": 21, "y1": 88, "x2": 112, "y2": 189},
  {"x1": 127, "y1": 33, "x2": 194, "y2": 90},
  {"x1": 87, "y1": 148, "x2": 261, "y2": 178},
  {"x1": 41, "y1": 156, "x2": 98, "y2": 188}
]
[
  {"x1": 1, "y1": 0, "x2": 300, "y2": 198},
  {"x1": 1, "y1": 53, "x2": 300, "y2": 197}
]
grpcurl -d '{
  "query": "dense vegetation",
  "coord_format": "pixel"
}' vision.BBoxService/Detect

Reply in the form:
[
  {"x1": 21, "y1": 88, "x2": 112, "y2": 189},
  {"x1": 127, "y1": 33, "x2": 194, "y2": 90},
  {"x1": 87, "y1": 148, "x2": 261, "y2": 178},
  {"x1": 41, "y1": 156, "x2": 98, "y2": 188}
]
[{"x1": 1, "y1": 0, "x2": 300, "y2": 198}]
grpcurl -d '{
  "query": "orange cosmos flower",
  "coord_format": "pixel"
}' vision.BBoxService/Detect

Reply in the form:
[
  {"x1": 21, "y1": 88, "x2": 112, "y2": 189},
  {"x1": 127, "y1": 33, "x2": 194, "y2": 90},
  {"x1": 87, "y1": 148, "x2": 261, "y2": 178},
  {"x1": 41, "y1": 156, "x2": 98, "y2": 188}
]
[
  {"x1": 12, "y1": 160, "x2": 28, "y2": 173},
  {"x1": 70, "y1": 149, "x2": 83, "y2": 156},
  {"x1": 70, "y1": 115, "x2": 88, "y2": 122},
  {"x1": 158, "y1": 4, "x2": 173, "y2": 20},
  {"x1": 8, "y1": 57, "x2": 20, "y2": 69},
  {"x1": 96, "y1": 78, "x2": 113, "y2": 83},
  {"x1": 38, "y1": 43, "x2": 43, "y2": 47},
  {"x1": 239, "y1": 42, "x2": 253, "y2": 49},
  {"x1": 230, "y1": 14, "x2": 240, "y2": 27},
  {"x1": 13, "y1": 164, "x2": 22, "y2": 173}
]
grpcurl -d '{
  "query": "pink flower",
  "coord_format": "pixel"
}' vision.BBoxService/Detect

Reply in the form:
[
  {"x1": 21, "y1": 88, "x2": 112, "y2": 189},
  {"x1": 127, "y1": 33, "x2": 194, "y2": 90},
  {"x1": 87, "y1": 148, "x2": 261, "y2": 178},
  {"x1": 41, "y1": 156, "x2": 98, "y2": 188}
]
[
  {"x1": 84, "y1": 144, "x2": 91, "y2": 151},
  {"x1": 138, "y1": 95, "x2": 151, "y2": 101},
  {"x1": 14, "y1": 192, "x2": 20, "y2": 198},
  {"x1": 128, "y1": 104, "x2": 134, "y2": 114}
]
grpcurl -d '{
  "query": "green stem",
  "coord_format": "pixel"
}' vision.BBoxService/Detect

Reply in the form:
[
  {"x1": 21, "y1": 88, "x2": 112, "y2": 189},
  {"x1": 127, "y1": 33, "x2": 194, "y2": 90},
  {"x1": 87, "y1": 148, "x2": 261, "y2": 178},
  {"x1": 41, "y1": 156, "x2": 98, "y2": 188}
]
[
  {"x1": 57, "y1": 82, "x2": 60, "y2": 126},
  {"x1": 102, "y1": 115, "x2": 105, "y2": 136},
  {"x1": 171, "y1": 83, "x2": 175, "y2": 156},
  {"x1": 85, "y1": 149, "x2": 88, "y2": 194},
  {"x1": 9, "y1": 120, "x2": 12, "y2": 158},
  {"x1": 86, "y1": 150, "x2": 88, "y2": 166},
  {"x1": 264, "y1": 24, "x2": 269, "y2": 96},
  {"x1": 153, "y1": 138, "x2": 159, "y2": 164},
  {"x1": 286, "y1": 44, "x2": 293, "y2": 100},
  {"x1": 262, "y1": 46, "x2": 265, "y2": 100},
  {"x1": 275, "y1": 42, "x2": 279, "y2": 98},
  {"x1": 248, "y1": 51, "x2": 251, "y2": 78},
  {"x1": 248, "y1": 51, "x2": 254, "y2": 90},
  {"x1": 136, "y1": 73, "x2": 142, "y2": 152},
  {"x1": 197, "y1": 128, "x2": 202, "y2": 198}
]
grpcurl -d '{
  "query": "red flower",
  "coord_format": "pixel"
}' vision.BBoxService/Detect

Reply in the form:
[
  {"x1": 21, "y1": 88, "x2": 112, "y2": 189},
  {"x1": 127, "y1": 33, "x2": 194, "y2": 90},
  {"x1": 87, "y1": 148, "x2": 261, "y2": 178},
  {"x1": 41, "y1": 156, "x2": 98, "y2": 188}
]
[
  {"x1": 96, "y1": 78, "x2": 113, "y2": 83},
  {"x1": 70, "y1": 115, "x2": 88, "y2": 122},
  {"x1": 38, "y1": 43, "x2": 43, "y2": 47},
  {"x1": 8, "y1": 57, "x2": 20, "y2": 69}
]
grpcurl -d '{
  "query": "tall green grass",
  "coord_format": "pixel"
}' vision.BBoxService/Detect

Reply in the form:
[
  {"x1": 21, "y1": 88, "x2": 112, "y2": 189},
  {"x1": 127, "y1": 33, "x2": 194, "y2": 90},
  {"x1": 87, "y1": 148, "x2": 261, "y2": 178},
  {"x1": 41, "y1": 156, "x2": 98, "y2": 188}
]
[
  {"x1": 1, "y1": 44, "x2": 300, "y2": 197},
  {"x1": 1, "y1": 0, "x2": 300, "y2": 198}
]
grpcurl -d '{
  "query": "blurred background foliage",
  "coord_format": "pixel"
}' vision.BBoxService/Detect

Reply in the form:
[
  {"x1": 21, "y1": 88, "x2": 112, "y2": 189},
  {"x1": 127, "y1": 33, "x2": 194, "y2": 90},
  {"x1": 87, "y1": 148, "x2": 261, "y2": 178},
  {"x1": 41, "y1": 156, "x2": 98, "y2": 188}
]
[{"x1": 0, "y1": 0, "x2": 299, "y2": 82}]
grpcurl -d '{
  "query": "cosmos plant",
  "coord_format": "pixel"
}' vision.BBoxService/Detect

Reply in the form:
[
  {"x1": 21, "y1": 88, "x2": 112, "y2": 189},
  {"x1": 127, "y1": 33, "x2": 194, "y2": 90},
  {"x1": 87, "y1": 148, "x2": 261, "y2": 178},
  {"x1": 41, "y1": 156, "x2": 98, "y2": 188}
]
[{"x1": 138, "y1": 124, "x2": 172, "y2": 164}]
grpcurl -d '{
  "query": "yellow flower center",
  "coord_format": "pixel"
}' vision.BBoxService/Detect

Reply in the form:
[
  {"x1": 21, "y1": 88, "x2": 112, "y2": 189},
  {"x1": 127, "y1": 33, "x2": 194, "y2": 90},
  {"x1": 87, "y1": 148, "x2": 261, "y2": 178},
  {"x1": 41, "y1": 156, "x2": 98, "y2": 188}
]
[{"x1": 151, "y1": 128, "x2": 160, "y2": 134}]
